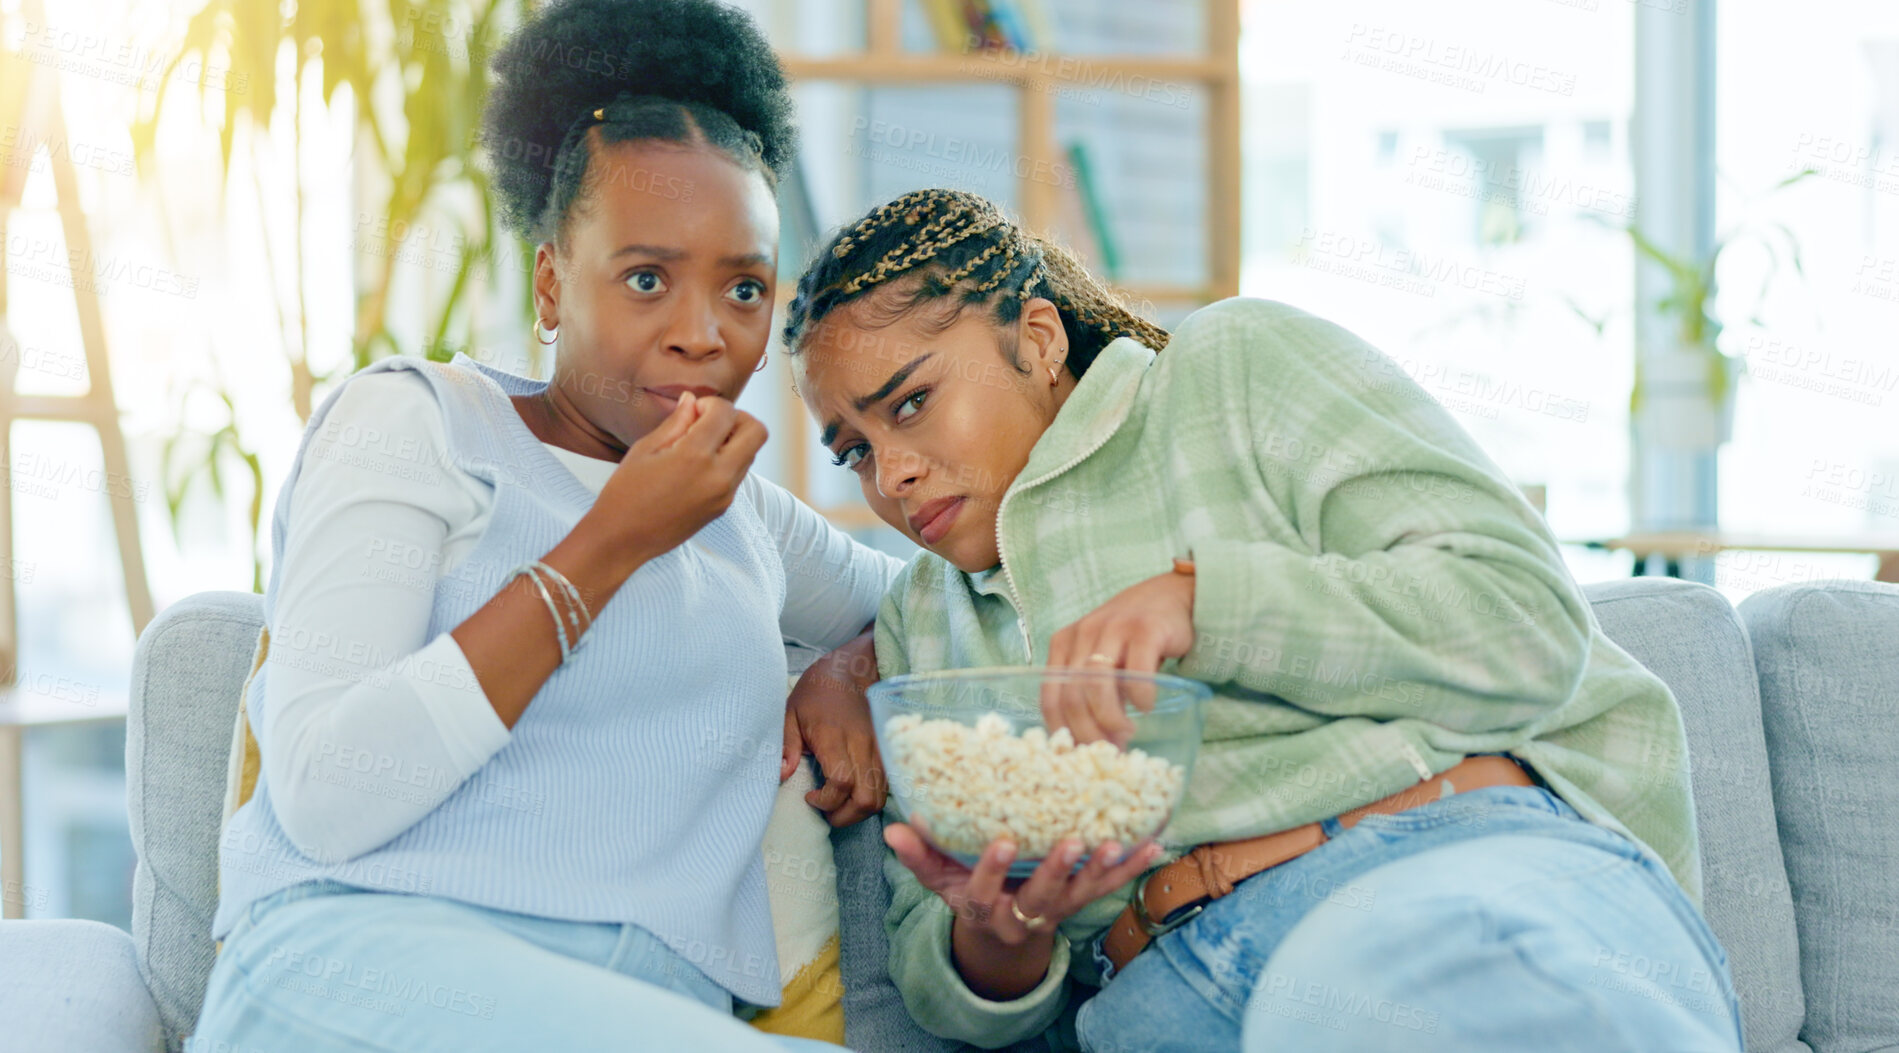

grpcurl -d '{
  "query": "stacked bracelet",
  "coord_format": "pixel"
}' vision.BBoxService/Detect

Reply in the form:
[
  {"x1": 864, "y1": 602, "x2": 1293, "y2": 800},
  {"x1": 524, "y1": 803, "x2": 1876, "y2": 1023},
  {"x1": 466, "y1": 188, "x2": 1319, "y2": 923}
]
[{"x1": 510, "y1": 559, "x2": 594, "y2": 663}]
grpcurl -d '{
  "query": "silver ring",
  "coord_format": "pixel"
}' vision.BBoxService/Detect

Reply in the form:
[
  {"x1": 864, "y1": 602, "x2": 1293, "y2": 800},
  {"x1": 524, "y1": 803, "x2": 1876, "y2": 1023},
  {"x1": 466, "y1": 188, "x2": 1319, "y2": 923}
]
[{"x1": 1009, "y1": 900, "x2": 1049, "y2": 930}]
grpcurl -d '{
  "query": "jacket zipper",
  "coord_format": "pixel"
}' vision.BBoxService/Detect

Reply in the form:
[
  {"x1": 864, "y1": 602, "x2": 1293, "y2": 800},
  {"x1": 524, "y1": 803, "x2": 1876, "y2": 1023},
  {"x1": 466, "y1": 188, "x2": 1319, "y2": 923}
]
[
  {"x1": 994, "y1": 509, "x2": 1034, "y2": 662},
  {"x1": 994, "y1": 407, "x2": 1129, "y2": 667}
]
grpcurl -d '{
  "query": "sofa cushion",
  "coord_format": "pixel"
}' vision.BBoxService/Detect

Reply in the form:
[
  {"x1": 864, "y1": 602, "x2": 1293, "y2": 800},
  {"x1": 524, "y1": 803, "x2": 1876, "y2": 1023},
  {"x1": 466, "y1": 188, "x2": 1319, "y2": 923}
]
[
  {"x1": 132, "y1": 593, "x2": 859, "y2": 1050},
  {"x1": 1740, "y1": 580, "x2": 1899, "y2": 1053},
  {"x1": 126, "y1": 591, "x2": 267, "y2": 1053},
  {"x1": 833, "y1": 815, "x2": 964, "y2": 1053},
  {"x1": 1586, "y1": 578, "x2": 1809, "y2": 1053},
  {"x1": 0, "y1": 918, "x2": 166, "y2": 1053},
  {"x1": 829, "y1": 579, "x2": 1807, "y2": 1053}
]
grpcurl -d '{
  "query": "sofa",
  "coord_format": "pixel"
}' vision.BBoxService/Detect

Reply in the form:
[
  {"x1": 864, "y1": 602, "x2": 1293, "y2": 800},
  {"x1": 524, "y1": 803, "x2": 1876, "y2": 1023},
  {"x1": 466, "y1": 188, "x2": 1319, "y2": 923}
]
[{"x1": 1, "y1": 577, "x2": 1894, "y2": 1053}]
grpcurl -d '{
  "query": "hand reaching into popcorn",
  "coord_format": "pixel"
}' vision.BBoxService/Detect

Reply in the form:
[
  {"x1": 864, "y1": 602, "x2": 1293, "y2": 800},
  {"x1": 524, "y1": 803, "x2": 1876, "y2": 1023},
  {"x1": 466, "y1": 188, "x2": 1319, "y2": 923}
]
[{"x1": 1042, "y1": 568, "x2": 1197, "y2": 746}]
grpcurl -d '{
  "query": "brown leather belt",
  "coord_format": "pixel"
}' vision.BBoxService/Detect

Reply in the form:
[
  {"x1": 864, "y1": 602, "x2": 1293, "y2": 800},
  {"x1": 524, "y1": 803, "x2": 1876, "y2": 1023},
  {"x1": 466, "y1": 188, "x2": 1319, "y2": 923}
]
[{"x1": 1101, "y1": 755, "x2": 1535, "y2": 973}]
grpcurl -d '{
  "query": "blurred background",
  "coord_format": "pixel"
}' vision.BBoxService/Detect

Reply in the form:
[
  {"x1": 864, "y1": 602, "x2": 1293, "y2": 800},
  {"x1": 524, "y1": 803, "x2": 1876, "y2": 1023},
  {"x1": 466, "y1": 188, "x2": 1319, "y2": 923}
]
[{"x1": 0, "y1": 0, "x2": 1894, "y2": 928}]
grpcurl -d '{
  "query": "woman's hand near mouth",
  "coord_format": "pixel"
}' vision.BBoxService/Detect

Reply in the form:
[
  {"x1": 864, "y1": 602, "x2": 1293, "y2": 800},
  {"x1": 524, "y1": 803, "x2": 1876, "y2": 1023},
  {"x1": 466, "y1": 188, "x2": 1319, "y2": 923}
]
[
  {"x1": 453, "y1": 391, "x2": 766, "y2": 729},
  {"x1": 588, "y1": 391, "x2": 765, "y2": 564},
  {"x1": 643, "y1": 389, "x2": 711, "y2": 446}
]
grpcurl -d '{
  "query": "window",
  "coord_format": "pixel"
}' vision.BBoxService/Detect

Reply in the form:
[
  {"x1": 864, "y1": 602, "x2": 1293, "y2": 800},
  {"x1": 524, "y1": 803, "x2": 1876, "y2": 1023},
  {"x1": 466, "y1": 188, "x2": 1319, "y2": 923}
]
[{"x1": 1243, "y1": 1, "x2": 1636, "y2": 581}]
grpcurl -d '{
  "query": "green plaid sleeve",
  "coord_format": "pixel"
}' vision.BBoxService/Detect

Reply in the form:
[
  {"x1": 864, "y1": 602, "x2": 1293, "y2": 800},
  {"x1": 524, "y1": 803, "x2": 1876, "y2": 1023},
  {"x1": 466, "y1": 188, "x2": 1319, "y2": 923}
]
[
  {"x1": 881, "y1": 847, "x2": 1075, "y2": 1048},
  {"x1": 1171, "y1": 301, "x2": 1595, "y2": 732}
]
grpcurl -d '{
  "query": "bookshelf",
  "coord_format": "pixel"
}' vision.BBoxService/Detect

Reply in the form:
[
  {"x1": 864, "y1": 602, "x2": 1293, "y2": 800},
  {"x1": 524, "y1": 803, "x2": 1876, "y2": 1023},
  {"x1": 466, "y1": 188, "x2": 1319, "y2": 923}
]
[{"x1": 766, "y1": 0, "x2": 1242, "y2": 529}]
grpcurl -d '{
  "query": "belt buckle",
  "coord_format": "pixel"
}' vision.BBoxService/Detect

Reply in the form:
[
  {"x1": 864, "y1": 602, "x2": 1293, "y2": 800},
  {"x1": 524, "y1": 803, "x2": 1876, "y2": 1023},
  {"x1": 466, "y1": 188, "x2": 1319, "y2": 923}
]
[{"x1": 1131, "y1": 868, "x2": 1205, "y2": 939}]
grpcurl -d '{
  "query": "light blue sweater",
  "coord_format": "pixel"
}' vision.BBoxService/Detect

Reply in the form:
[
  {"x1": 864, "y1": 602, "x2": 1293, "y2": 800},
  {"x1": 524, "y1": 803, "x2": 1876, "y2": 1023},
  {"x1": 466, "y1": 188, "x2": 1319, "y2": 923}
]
[{"x1": 213, "y1": 352, "x2": 890, "y2": 1006}]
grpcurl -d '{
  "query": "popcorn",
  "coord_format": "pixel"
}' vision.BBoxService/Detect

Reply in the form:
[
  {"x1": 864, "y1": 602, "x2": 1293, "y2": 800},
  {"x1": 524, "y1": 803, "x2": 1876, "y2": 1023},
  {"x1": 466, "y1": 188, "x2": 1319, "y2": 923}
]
[{"x1": 885, "y1": 711, "x2": 1186, "y2": 859}]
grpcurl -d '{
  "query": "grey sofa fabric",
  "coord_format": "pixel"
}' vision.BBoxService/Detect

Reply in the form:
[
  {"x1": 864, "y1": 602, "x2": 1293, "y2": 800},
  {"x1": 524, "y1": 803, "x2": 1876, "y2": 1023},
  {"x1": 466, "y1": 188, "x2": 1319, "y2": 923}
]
[
  {"x1": 121, "y1": 598, "x2": 877, "y2": 1051},
  {"x1": 834, "y1": 817, "x2": 962, "y2": 1053},
  {"x1": 1740, "y1": 581, "x2": 1899, "y2": 1053},
  {"x1": 127, "y1": 590, "x2": 266, "y2": 1053},
  {"x1": 0, "y1": 918, "x2": 166, "y2": 1053},
  {"x1": 18, "y1": 579, "x2": 1885, "y2": 1051},
  {"x1": 1588, "y1": 578, "x2": 1811, "y2": 1053},
  {"x1": 801, "y1": 636, "x2": 961, "y2": 1053},
  {"x1": 832, "y1": 578, "x2": 1817, "y2": 1053}
]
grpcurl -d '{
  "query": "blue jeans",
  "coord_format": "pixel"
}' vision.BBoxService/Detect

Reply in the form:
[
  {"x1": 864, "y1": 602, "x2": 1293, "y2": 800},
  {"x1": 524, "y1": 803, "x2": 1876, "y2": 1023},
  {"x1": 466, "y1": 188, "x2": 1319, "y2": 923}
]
[
  {"x1": 190, "y1": 879, "x2": 847, "y2": 1052},
  {"x1": 1075, "y1": 786, "x2": 1743, "y2": 1052}
]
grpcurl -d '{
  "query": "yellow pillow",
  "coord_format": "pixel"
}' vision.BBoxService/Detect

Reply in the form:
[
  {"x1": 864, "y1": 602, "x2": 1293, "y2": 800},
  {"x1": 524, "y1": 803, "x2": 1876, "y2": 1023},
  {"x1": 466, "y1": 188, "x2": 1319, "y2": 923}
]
[{"x1": 220, "y1": 626, "x2": 844, "y2": 1042}]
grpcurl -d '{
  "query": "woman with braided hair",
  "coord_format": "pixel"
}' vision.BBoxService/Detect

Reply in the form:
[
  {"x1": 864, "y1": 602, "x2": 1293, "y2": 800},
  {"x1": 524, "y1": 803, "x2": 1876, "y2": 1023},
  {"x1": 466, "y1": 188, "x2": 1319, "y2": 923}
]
[
  {"x1": 191, "y1": 2, "x2": 888, "y2": 1049},
  {"x1": 784, "y1": 188, "x2": 1742, "y2": 1051}
]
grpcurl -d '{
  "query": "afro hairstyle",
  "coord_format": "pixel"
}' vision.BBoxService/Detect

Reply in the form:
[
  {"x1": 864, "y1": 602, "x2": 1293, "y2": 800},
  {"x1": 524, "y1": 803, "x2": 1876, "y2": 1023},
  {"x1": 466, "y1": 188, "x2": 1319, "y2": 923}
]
[{"x1": 480, "y1": 0, "x2": 797, "y2": 244}]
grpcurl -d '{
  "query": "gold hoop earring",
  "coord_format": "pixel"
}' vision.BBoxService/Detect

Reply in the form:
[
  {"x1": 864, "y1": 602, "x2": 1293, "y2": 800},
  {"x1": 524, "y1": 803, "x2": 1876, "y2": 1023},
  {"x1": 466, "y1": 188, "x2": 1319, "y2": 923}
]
[
  {"x1": 753, "y1": 352, "x2": 770, "y2": 374},
  {"x1": 534, "y1": 320, "x2": 558, "y2": 346}
]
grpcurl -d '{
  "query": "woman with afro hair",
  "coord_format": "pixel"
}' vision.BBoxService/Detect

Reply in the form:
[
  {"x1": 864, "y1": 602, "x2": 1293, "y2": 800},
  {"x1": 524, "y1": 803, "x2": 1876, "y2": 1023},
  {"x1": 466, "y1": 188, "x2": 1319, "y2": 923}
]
[{"x1": 192, "y1": 2, "x2": 886, "y2": 1049}]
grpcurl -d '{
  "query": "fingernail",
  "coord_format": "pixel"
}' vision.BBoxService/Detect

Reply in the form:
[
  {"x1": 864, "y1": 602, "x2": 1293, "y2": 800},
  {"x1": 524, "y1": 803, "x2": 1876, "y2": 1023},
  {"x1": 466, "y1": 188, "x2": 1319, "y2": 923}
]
[
  {"x1": 996, "y1": 841, "x2": 1016, "y2": 863},
  {"x1": 1062, "y1": 842, "x2": 1082, "y2": 864},
  {"x1": 1101, "y1": 842, "x2": 1123, "y2": 865}
]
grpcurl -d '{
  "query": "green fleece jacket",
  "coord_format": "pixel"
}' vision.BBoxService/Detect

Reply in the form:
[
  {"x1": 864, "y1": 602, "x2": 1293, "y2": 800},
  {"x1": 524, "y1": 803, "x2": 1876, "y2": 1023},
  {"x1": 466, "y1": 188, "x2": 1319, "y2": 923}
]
[{"x1": 871, "y1": 297, "x2": 1699, "y2": 1049}]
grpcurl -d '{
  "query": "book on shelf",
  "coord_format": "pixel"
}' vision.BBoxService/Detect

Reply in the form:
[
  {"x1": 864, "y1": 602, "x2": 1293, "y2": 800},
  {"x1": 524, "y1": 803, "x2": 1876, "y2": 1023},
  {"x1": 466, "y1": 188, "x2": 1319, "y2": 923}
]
[
  {"x1": 1063, "y1": 140, "x2": 1120, "y2": 281},
  {"x1": 914, "y1": 0, "x2": 1035, "y2": 54},
  {"x1": 985, "y1": 0, "x2": 1035, "y2": 52},
  {"x1": 959, "y1": 0, "x2": 1007, "y2": 52},
  {"x1": 1057, "y1": 90, "x2": 1206, "y2": 290},
  {"x1": 916, "y1": 0, "x2": 967, "y2": 51}
]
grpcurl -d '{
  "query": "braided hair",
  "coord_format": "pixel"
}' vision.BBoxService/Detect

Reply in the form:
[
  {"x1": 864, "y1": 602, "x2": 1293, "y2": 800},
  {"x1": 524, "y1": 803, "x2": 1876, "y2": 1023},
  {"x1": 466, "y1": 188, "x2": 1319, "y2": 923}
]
[
  {"x1": 782, "y1": 189, "x2": 1169, "y2": 377},
  {"x1": 480, "y1": 0, "x2": 797, "y2": 247}
]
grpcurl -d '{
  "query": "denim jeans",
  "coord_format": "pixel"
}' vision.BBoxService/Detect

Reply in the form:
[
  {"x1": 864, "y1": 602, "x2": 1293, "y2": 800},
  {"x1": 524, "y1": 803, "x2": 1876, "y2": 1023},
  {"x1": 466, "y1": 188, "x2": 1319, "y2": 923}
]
[
  {"x1": 190, "y1": 879, "x2": 847, "y2": 1052},
  {"x1": 1074, "y1": 786, "x2": 1743, "y2": 1053}
]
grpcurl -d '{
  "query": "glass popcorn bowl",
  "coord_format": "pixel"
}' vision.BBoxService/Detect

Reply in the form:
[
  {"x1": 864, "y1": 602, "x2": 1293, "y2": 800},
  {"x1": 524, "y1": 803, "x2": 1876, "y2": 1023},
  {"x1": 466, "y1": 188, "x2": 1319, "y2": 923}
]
[{"x1": 868, "y1": 666, "x2": 1211, "y2": 878}]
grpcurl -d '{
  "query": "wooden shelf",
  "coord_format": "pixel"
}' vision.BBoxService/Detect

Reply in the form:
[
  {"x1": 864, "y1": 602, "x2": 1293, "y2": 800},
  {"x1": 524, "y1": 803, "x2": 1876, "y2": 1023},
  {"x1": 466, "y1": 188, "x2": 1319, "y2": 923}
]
[
  {"x1": 812, "y1": 503, "x2": 891, "y2": 531},
  {"x1": 771, "y1": 0, "x2": 1241, "y2": 517},
  {"x1": 782, "y1": 52, "x2": 1236, "y2": 84},
  {"x1": 773, "y1": 281, "x2": 1214, "y2": 312},
  {"x1": 1115, "y1": 283, "x2": 1223, "y2": 305},
  {"x1": 773, "y1": 0, "x2": 1240, "y2": 296}
]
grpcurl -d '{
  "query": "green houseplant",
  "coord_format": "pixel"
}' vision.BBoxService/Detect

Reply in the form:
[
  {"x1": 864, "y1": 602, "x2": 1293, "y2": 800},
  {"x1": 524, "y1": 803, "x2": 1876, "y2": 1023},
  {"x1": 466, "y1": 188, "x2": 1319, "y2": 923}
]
[
  {"x1": 130, "y1": 0, "x2": 533, "y2": 588},
  {"x1": 1575, "y1": 168, "x2": 1816, "y2": 447}
]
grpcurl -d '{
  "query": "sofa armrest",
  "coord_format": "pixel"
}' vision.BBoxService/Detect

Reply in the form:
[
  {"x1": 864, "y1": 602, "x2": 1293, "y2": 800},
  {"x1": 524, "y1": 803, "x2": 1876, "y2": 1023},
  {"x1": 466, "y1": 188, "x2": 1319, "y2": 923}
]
[{"x1": 0, "y1": 919, "x2": 167, "y2": 1053}]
